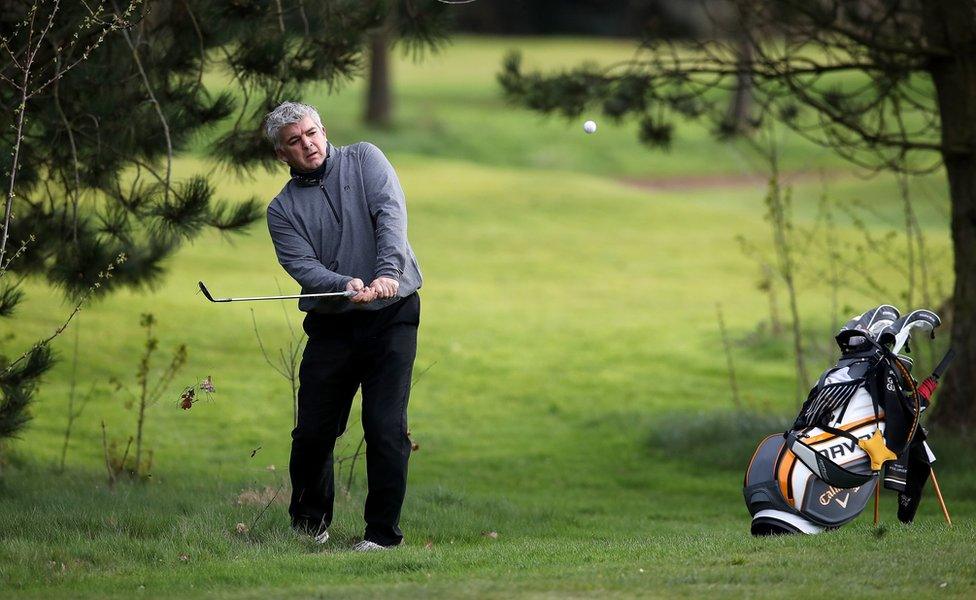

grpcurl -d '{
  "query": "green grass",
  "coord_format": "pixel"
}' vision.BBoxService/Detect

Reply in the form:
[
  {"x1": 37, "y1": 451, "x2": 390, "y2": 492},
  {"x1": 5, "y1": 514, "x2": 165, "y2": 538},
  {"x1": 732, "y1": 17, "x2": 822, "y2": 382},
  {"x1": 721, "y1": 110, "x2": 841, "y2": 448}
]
[{"x1": 1, "y1": 36, "x2": 970, "y2": 598}]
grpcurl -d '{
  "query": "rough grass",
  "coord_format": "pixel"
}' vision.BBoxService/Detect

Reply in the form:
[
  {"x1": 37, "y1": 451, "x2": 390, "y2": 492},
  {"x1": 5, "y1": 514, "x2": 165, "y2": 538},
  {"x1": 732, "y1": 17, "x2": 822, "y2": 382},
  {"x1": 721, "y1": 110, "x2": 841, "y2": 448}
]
[{"x1": 1, "y1": 36, "x2": 969, "y2": 598}]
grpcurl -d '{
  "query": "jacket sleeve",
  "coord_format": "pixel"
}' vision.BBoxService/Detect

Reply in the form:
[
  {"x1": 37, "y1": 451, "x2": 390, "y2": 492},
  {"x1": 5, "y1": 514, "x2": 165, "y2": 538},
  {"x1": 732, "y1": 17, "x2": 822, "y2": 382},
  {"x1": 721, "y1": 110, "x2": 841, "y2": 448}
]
[
  {"x1": 267, "y1": 200, "x2": 352, "y2": 292},
  {"x1": 360, "y1": 143, "x2": 408, "y2": 281}
]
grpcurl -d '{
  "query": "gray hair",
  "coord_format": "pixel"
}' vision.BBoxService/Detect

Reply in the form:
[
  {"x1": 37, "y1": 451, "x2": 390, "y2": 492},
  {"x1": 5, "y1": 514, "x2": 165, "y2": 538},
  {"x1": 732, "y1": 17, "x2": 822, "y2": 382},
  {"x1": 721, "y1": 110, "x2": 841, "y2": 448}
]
[{"x1": 263, "y1": 101, "x2": 324, "y2": 150}]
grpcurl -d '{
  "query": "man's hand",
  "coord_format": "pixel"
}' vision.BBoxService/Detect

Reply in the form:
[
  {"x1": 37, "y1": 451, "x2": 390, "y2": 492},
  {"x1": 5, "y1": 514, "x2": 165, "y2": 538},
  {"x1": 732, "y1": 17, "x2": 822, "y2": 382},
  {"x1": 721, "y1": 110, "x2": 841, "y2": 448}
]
[
  {"x1": 346, "y1": 278, "x2": 377, "y2": 303},
  {"x1": 369, "y1": 277, "x2": 399, "y2": 299}
]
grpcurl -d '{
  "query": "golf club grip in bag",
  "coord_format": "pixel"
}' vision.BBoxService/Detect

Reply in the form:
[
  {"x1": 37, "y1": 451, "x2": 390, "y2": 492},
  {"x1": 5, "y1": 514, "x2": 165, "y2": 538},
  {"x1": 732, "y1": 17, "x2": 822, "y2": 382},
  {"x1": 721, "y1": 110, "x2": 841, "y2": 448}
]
[{"x1": 931, "y1": 348, "x2": 956, "y2": 380}]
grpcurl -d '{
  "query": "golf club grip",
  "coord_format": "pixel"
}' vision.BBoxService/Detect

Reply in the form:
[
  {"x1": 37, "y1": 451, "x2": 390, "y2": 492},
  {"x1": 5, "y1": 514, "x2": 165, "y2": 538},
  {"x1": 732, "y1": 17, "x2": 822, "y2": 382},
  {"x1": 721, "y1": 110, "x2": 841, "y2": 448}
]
[{"x1": 932, "y1": 348, "x2": 956, "y2": 380}]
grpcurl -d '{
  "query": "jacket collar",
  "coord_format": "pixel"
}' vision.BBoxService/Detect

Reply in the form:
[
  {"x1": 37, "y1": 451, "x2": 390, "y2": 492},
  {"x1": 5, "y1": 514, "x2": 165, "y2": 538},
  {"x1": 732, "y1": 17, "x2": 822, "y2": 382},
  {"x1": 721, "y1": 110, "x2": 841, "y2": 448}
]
[{"x1": 290, "y1": 142, "x2": 336, "y2": 187}]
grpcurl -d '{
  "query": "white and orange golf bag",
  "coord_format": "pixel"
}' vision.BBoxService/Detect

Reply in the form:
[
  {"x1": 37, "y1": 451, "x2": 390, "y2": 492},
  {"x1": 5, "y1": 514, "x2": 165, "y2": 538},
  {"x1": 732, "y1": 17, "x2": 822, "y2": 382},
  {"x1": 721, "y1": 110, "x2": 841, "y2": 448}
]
[{"x1": 743, "y1": 305, "x2": 953, "y2": 535}]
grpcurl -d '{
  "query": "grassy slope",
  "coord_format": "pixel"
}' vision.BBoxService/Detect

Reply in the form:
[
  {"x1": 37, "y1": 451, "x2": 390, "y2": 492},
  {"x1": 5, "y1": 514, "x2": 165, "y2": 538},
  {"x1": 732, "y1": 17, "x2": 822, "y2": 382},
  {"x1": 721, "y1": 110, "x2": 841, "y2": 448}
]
[{"x1": 1, "y1": 37, "x2": 971, "y2": 598}]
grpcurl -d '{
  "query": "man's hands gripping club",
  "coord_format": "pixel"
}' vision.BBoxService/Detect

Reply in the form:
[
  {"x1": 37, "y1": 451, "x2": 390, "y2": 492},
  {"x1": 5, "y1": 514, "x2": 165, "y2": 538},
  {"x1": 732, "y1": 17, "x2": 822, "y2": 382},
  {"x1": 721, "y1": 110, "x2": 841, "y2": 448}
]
[{"x1": 345, "y1": 276, "x2": 400, "y2": 304}]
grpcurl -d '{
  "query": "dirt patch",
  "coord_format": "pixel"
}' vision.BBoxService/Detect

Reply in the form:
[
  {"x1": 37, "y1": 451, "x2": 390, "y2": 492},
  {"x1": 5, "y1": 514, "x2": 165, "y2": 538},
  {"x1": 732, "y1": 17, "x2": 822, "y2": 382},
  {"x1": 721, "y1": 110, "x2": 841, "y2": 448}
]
[
  {"x1": 235, "y1": 485, "x2": 288, "y2": 507},
  {"x1": 620, "y1": 170, "x2": 836, "y2": 192}
]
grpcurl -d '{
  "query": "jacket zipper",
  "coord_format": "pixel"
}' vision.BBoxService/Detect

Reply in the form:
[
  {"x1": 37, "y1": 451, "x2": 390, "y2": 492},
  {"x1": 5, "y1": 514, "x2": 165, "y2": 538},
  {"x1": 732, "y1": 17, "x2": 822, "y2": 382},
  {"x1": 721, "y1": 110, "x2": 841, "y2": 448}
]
[{"x1": 321, "y1": 184, "x2": 341, "y2": 225}]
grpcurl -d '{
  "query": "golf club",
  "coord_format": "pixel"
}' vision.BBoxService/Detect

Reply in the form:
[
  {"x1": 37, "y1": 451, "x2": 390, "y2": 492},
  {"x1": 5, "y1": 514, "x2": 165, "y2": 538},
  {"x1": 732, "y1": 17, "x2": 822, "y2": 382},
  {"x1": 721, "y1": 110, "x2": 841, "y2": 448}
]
[
  {"x1": 880, "y1": 309, "x2": 941, "y2": 354},
  {"x1": 198, "y1": 281, "x2": 355, "y2": 303}
]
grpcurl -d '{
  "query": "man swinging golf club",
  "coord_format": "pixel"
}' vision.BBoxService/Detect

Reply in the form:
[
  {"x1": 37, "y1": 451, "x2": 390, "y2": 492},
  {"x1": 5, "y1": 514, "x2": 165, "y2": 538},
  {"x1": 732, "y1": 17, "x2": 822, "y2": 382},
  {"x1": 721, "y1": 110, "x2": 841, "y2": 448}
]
[{"x1": 263, "y1": 101, "x2": 423, "y2": 551}]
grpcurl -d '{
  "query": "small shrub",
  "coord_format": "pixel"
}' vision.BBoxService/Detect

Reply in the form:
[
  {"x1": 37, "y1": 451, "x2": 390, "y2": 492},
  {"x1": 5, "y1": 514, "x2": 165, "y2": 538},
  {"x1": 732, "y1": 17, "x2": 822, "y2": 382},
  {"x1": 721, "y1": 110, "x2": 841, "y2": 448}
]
[{"x1": 647, "y1": 410, "x2": 792, "y2": 472}]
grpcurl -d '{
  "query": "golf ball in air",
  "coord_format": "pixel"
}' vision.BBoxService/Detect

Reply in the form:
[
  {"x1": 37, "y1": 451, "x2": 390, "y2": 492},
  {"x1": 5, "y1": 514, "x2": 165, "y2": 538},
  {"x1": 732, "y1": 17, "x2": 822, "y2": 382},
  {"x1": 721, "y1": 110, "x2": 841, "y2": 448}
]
[{"x1": 583, "y1": 120, "x2": 597, "y2": 134}]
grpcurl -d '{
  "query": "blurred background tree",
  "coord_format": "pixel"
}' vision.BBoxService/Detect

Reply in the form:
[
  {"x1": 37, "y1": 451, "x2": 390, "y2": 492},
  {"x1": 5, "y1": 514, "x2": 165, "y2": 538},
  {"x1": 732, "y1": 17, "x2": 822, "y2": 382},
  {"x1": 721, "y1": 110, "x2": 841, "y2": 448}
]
[
  {"x1": 452, "y1": 0, "x2": 715, "y2": 38},
  {"x1": 498, "y1": 0, "x2": 976, "y2": 427},
  {"x1": 362, "y1": 0, "x2": 451, "y2": 127}
]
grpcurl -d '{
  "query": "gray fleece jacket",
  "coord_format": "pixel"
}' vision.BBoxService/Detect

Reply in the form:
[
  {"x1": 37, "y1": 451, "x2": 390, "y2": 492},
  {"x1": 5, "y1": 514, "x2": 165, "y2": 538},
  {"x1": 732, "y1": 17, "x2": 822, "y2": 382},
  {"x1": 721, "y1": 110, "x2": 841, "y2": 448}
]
[{"x1": 266, "y1": 141, "x2": 422, "y2": 313}]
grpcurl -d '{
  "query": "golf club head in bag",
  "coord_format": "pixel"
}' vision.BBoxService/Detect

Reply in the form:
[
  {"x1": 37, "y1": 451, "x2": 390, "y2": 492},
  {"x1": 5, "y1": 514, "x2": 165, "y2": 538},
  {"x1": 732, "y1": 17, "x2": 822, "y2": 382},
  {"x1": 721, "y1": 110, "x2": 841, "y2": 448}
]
[
  {"x1": 836, "y1": 304, "x2": 900, "y2": 353},
  {"x1": 878, "y1": 309, "x2": 941, "y2": 355},
  {"x1": 876, "y1": 308, "x2": 942, "y2": 456}
]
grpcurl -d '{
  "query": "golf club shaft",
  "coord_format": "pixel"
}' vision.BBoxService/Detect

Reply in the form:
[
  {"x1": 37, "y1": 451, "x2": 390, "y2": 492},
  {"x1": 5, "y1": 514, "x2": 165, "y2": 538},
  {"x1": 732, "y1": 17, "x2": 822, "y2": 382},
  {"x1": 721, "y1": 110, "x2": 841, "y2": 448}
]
[
  {"x1": 219, "y1": 292, "x2": 354, "y2": 302},
  {"x1": 199, "y1": 281, "x2": 354, "y2": 303}
]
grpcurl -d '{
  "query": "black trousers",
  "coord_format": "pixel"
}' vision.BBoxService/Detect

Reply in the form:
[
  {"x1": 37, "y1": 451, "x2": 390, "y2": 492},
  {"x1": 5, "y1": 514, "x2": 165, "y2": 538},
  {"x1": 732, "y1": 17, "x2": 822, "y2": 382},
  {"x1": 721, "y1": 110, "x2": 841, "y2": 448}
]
[{"x1": 289, "y1": 293, "x2": 419, "y2": 546}]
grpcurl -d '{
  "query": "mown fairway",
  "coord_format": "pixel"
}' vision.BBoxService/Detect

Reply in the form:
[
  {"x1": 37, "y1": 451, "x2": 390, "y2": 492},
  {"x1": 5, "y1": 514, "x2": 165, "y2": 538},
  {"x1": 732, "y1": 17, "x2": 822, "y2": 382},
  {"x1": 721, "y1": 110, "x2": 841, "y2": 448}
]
[{"x1": 1, "y1": 37, "x2": 972, "y2": 598}]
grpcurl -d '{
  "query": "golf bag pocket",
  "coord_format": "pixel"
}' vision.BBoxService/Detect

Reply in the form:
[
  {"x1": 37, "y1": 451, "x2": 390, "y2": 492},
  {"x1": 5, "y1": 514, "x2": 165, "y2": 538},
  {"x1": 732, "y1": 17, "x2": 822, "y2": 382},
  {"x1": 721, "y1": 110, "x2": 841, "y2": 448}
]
[
  {"x1": 797, "y1": 463, "x2": 876, "y2": 527},
  {"x1": 744, "y1": 434, "x2": 784, "y2": 492},
  {"x1": 744, "y1": 428, "x2": 878, "y2": 533}
]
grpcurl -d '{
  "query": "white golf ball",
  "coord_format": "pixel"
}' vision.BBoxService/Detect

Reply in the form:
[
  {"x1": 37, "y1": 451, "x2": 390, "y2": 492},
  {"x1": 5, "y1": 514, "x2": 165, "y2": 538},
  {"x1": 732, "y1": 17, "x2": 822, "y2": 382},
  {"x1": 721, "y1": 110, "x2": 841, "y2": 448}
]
[{"x1": 583, "y1": 120, "x2": 597, "y2": 134}]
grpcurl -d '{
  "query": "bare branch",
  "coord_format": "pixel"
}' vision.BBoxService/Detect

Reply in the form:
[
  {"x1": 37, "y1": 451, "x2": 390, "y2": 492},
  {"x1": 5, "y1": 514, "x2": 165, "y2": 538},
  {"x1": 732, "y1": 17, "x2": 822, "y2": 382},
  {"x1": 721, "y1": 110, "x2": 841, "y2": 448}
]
[
  {"x1": 180, "y1": 0, "x2": 206, "y2": 90},
  {"x1": 0, "y1": 65, "x2": 34, "y2": 268},
  {"x1": 1, "y1": 254, "x2": 126, "y2": 377},
  {"x1": 250, "y1": 309, "x2": 292, "y2": 379},
  {"x1": 0, "y1": 234, "x2": 35, "y2": 279},
  {"x1": 118, "y1": 11, "x2": 171, "y2": 203}
]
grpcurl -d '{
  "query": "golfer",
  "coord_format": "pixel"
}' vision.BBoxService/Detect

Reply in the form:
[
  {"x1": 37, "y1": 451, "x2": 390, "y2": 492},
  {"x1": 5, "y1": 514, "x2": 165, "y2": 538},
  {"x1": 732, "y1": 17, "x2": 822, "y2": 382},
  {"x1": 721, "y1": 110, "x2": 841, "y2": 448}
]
[{"x1": 263, "y1": 101, "x2": 422, "y2": 551}]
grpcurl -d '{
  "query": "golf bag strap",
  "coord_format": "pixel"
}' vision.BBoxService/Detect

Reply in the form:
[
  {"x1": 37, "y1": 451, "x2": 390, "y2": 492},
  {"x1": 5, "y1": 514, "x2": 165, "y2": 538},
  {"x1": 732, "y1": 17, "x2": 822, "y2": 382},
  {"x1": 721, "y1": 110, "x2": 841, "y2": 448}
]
[
  {"x1": 865, "y1": 362, "x2": 884, "y2": 425},
  {"x1": 888, "y1": 351, "x2": 921, "y2": 445},
  {"x1": 784, "y1": 431, "x2": 874, "y2": 489},
  {"x1": 815, "y1": 421, "x2": 863, "y2": 446}
]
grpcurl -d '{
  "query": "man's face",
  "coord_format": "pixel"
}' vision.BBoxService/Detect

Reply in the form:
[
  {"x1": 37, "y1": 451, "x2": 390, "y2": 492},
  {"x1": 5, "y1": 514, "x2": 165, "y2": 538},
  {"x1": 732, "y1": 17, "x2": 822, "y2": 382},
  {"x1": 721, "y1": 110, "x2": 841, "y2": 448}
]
[{"x1": 275, "y1": 115, "x2": 327, "y2": 172}]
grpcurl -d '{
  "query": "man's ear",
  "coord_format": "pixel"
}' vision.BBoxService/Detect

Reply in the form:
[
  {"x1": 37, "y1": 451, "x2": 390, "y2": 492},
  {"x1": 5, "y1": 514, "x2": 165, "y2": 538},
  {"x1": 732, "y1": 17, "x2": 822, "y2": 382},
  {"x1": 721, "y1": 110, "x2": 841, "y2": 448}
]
[{"x1": 275, "y1": 147, "x2": 287, "y2": 164}]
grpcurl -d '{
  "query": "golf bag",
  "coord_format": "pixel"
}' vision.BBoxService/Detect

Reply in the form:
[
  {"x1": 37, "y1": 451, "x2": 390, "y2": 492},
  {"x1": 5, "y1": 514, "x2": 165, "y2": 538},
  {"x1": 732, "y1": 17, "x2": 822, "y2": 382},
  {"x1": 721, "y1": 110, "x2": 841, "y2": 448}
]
[{"x1": 743, "y1": 305, "x2": 953, "y2": 535}]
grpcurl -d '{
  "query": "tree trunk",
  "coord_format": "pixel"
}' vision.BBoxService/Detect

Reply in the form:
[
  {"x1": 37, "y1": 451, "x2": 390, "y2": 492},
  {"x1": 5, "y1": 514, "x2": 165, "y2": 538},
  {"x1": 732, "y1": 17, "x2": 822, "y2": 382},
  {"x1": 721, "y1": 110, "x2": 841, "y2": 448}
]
[
  {"x1": 725, "y1": 31, "x2": 753, "y2": 134},
  {"x1": 364, "y1": 28, "x2": 392, "y2": 128},
  {"x1": 937, "y1": 151, "x2": 976, "y2": 428},
  {"x1": 922, "y1": 1, "x2": 976, "y2": 428}
]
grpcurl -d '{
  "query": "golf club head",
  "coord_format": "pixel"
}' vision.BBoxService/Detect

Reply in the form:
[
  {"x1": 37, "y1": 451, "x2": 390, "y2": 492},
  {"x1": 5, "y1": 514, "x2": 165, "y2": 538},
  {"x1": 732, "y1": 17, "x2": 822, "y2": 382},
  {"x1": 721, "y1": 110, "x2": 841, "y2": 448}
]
[
  {"x1": 836, "y1": 304, "x2": 900, "y2": 350},
  {"x1": 198, "y1": 281, "x2": 217, "y2": 302},
  {"x1": 879, "y1": 309, "x2": 941, "y2": 354}
]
